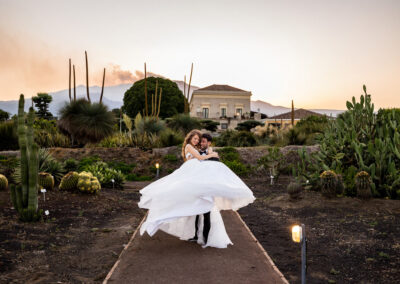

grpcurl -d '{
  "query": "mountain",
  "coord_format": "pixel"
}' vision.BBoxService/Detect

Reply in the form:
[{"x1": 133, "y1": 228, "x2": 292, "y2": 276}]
[
  {"x1": 0, "y1": 83, "x2": 344, "y2": 118},
  {"x1": 251, "y1": 100, "x2": 345, "y2": 117},
  {"x1": 0, "y1": 81, "x2": 199, "y2": 116}
]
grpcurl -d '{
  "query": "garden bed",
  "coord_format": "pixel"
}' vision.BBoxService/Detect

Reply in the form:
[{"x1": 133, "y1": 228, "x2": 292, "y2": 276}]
[
  {"x1": 0, "y1": 188, "x2": 145, "y2": 283},
  {"x1": 239, "y1": 175, "x2": 400, "y2": 284}
]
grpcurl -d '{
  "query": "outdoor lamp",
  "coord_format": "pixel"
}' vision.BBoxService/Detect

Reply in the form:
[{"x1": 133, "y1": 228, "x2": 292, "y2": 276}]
[
  {"x1": 292, "y1": 224, "x2": 307, "y2": 284},
  {"x1": 292, "y1": 225, "x2": 302, "y2": 243},
  {"x1": 155, "y1": 163, "x2": 160, "y2": 178}
]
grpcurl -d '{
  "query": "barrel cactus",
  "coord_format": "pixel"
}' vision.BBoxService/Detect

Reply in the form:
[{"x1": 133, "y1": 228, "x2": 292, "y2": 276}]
[
  {"x1": 77, "y1": 171, "x2": 101, "y2": 194},
  {"x1": 320, "y1": 170, "x2": 338, "y2": 198},
  {"x1": 287, "y1": 182, "x2": 303, "y2": 200},
  {"x1": 355, "y1": 171, "x2": 372, "y2": 199},
  {"x1": 0, "y1": 174, "x2": 8, "y2": 190},
  {"x1": 38, "y1": 172, "x2": 54, "y2": 190},
  {"x1": 59, "y1": 171, "x2": 79, "y2": 191}
]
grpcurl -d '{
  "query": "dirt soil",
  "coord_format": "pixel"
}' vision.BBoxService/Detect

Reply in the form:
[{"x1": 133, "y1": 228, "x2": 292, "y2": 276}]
[
  {"x1": 0, "y1": 188, "x2": 145, "y2": 283},
  {"x1": 239, "y1": 175, "x2": 400, "y2": 284}
]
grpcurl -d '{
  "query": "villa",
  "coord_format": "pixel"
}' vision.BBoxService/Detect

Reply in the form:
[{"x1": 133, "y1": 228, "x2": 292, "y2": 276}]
[{"x1": 190, "y1": 84, "x2": 255, "y2": 130}]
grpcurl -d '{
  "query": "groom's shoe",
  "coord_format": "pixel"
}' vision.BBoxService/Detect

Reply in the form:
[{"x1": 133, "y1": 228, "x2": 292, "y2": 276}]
[{"x1": 188, "y1": 236, "x2": 198, "y2": 242}]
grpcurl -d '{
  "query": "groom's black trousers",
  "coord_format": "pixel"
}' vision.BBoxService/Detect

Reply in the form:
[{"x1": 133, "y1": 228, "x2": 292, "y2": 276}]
[{"x1": 194, "y1": 157, "x2": 220, "y2": 243}]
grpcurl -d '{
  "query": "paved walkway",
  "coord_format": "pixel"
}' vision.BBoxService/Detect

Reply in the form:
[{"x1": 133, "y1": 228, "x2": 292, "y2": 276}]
[{"x1": 104, "y1": 210, "x2": 288, "y2": 284}]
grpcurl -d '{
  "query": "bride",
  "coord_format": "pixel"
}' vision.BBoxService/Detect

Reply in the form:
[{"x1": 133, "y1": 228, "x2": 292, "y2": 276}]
[{"x1": 138, "y1": 129, "x2": 255, "y2": 248}]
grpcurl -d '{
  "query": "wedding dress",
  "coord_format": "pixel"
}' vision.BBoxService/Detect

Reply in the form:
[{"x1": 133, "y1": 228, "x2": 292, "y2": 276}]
[{"x1": 138, "y1": 147, "x2": 255, "y2": 248}]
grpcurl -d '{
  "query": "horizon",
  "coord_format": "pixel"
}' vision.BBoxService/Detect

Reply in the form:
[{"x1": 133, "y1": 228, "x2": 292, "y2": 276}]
[{"x1": 0, "y1": 0, "x2": 399, "y2": 109}]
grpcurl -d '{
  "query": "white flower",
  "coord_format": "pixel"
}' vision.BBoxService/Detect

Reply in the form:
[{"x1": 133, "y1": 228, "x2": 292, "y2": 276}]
[
  {"x1": 41, "y1": 189, "x2": 47, "y2": 193},
  {"x1": 306, "y1": 180, "x2": 309, "y2": 184},
  {"x1": 45, "y1": 210, "x2": 50, "y2": 215}
]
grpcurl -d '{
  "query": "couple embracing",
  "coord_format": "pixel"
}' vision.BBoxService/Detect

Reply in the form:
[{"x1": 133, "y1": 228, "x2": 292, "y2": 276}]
[{"x1": 138, "y1": 129, "x2": 255, "y2": 249}]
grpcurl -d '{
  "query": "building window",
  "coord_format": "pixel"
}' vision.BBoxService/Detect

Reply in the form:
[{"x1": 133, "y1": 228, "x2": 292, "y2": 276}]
[
  {"x1": 221, "y1": 123, "x2": 228, "y2": 129},
  {"x1": 202, "y1": 108, "x2": 209, "y2": 118},
  {"x1": 236, "y1": 108, "x2": 242, "y2": 116},
  {"x1": 221, "y1": 108, "x2": 226, "y2": 117}
]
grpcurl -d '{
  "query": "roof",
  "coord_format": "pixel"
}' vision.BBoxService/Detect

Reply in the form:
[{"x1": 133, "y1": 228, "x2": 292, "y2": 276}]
[
  {"x1": 196, "y1": 84, "x2": 247, "y2": 92},
  {"x1": 268, "y1": 108, "x2": 323, "y2": 119}
]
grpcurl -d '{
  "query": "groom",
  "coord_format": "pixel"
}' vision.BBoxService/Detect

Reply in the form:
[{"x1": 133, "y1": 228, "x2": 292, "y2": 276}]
[{"x1": 189, "y1": 133, "x2": 219, "y2": 245}]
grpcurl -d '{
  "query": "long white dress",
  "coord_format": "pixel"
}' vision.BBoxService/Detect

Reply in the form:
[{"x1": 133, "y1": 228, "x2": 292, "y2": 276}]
[{"x1": 138, "y1": 147, "x2": 255, "y2": 248}]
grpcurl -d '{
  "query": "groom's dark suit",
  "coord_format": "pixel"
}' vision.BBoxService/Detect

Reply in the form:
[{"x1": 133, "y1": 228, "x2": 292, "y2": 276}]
[{"x1": 191, "y1": 148, "x2": 219, "y2": 244}]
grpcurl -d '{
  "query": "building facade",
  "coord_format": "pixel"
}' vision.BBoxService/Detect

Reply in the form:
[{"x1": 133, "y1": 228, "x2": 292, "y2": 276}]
[{"x1": 190, "y1": 84, "x2": 252, "y2": 130}]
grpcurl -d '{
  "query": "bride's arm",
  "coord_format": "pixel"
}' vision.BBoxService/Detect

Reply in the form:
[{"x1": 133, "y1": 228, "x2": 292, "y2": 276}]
[{"x1": 186, "y1": 144, "x2": 218, "y2": 160}]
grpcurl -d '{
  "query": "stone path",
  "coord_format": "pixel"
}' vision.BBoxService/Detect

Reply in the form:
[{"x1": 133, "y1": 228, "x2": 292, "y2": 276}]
[{"x1": 104, "y1": 210, "x2": 288, "y2": 284}]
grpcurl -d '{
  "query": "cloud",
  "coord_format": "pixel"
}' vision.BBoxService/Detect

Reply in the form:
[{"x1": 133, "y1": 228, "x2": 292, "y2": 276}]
[{"x1": 99, "y1": 64, "x2": 164, "y2": 86}]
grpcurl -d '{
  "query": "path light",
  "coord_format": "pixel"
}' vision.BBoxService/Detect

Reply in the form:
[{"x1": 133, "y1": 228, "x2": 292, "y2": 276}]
[
  {"x1": 111, "y1": 179, "x2": 115, "y2": 189},
  {"x1": 155, "y1": 163, "x2": 160, "y2": 179},
  {"x1": 292, "y1": 224, "x2": 307, "y2": 284},
  {"x1": 269, "y1": 168, "x2": 274, "y2": 185},
  {"x1": 40, "y1": 188, "x2": 47, "y2": 202}
]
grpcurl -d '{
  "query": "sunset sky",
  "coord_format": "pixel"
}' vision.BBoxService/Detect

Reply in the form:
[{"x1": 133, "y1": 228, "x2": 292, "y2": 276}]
[{"x1": 0, "y1": 0, "x2": 399, "y2": 109}]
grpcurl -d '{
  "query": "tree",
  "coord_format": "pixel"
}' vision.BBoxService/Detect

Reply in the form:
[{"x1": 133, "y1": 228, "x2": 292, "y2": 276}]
[
  {"x1": 32, "y1": 93, "x2": 53, "y2": 119},
  {"x1": 0, "y1": 109, "x2": 9, "y2": 121},
  {"x1": 122, "y1": 77, "x2": 185, "y2": 119},
  {"x1": 200, "y1": 119, "x2": 219, "y2": 132},
  {"x1": 235, "y1": 120, "x2": 264, "y2": 131}
]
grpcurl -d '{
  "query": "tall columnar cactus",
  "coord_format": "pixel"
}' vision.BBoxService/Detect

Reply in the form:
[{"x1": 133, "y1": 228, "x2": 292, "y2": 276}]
[
  {"x1": 0, "y1": 174, "x2": 8, "y2": 190},
  {"x1": 320, "y1": 170, "x2": 338, "y2": 198},
  {"x1": 355, "y1": 171, "x2": 372, "y2": 199},
  {"x1": 9, "y1": 95, "x2": 42, "y2": 222},
  {"x1": 291, "y1": 100, "x2": 294, "y2": 126}
]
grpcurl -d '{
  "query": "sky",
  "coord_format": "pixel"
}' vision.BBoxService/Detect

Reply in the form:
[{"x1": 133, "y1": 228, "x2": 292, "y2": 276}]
[{"x1": 0, "y1": 0, "x2": 399, "y2": 109}]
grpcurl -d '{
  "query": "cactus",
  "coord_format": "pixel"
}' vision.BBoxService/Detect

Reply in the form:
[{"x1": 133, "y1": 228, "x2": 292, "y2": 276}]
[
  {"x1": 38, "y1": 172, "x2": 54, "y2": 191},
  {"x1": 287, "y1": 182, "x2": 303, "y2": 200},
  {"x1": 320, "y1": 170, "x2": 338, "y2": 198},
  {"x1": 355, "y1": 171, "x2": 372, "y2": 199},
  {"x1": 291, "y1": 100, "x2": 294, "y2": 126},
  {"x1": 59, "y1": 171, "x2": 79, "y2": 191},
  {"x1": 0, "y1": 174, "x2": 8, "y2": 190},
  {"x1": 77, "y1": 171, "x2": 101, "y2": 194},
  {"x1": 9, "y1": 95, "x2": 42, "y2": 222}
]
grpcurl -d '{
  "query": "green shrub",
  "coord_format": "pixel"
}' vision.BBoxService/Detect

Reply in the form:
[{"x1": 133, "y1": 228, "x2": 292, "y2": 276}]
[
  {"x1": 84, "y1": 161, "x2": 125, "y2": 189},
  {"x1": 78, "y1": 156, "x2": 101, "y2": 171},
  {"x1": 163, "y1": 154, "x2": 179, "y2": 162},
  {"x1": 0, "y1": 121, "x2": 18, "y2": 151},
  {"x1": 58, "y1": 99, "x2": 115, "y2": 145},
  {"x1": 200, "y1": 120, "x2": 219, "y2": 132},
  {"x1": 0, "y1": 155, "x2": 18, "y2": 183},
  {"x1": 126, "y1": 173, "x2": 153, "y2": 181},
  {"x1": 217, "y1": 146, "x2": 240, "y2": 162},
  {"x1": 235, "y1": 120, "x2": 264, "y2": 131},
  {"x1": 64, "y1": 158, "x2": 79, "y2": 172},
  {"x1": 166, "y1": 113, "x2": 201, "y2": 134},
  {"x1": 214, "y1": 130, "x2": 258, "y2": 147},
  {"x1": 158, "y1": 128, "x2": 184, "y2": 147},
  {"x1": 224, "y1": 160, "x2": 249, "y2": 176},
  {"x1": 107, "y1": 161, "x2": 136, "y2": 175}
]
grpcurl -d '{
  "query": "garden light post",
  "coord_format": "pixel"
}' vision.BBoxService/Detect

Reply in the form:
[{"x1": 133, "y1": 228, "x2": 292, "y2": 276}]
[
  {"x1": 40, "y1": 188, "x2": 46, "y2": 202},
  {"x1": 111, "y1": 179, "x2": 115, "y2": 189},
  {"x1": 155, "y1": 163, "x2": 160, "y2": 179},
  {"x1": 292, "y1": 224, "x2": 307, "y2": 284},
  {"x1": 269, "y1": 167, "x2": 274, "y2": 185}
]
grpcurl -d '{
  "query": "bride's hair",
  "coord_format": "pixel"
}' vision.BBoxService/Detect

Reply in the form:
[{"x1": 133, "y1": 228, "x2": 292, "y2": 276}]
[{"x1": 182, "y1": 129, "x2": 202, "y2": 161}]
